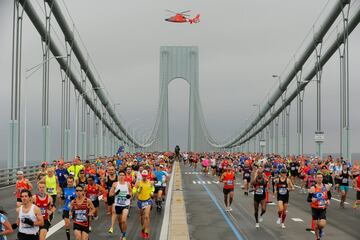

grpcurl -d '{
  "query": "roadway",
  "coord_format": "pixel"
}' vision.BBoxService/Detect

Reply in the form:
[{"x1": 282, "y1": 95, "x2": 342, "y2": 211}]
[
  {"x1": 181, "y1": 164, "x2": 359, "y2": 240},
  {"x1": 1, "y1": 183, "x2": 165, "y2": 240}
]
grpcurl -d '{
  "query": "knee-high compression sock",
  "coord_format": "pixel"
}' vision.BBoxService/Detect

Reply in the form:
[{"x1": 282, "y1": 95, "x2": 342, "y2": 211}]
[
  {"x1": 261, "y1": 209, "x2": 266, "y2": 216},
  {"x1": 281, "y1": 211, "x2": 287, "y2": 223},
  {"x1": 66, "y1": 229, "x2": 70, "y2": 240}
]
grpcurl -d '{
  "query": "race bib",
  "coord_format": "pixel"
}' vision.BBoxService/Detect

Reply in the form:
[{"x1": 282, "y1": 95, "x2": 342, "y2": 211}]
[
  {"x1": 141, "y1": 200, "x2": 150, "y2": 209},
  {"x1": 244, "y1": 173, "x2": 250, "y2": 177},
  {"x1": 279, "y1": 187, "x2": 287, "y2": 195},
  {"x1": 47, "y1": 188, "x2": 54, "y2": 194},
  {"x1": 291, "y1": 167, "x2": 295, "y2": 171},
  {"x1": 342, "y1": 178, "x2": 348, "y2": 184},
  {"x1": 74, "y1": 210, "x2": 87, "y2": 222},
  {"x1": 226, "y1": 180, "x2": 233, "y2": 185},
  {"x1": 116, "y1": 192, "x2": 127, "y2": 205},
  {"x1": 89, "y1": 194, "x2": 97, "y2": 201},
  {"x1": 255, "y1": 188, "x2": 264, "y2": 195},
  {"x1": 155, "y1": 181, "x2": 162, "y2": 187},
  {"x1": 40, "y1": 207, "x2": 47, "y2": 216}
]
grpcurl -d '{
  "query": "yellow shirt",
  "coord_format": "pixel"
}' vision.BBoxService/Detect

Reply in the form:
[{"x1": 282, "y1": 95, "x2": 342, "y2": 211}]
[
  {"x1": 45, "y1": 175, "x2": 57, "y2": 195},
  {"x1": 67, "y1": 164, "x2": 84, "y2": 180},
  {"x1": 137, "y1": 180, "x2": 154, "y2": 201}
]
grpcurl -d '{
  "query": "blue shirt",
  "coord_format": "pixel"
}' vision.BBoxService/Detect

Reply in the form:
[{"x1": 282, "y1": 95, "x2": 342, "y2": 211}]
[
  {"x1": 63, "y1": 187, "x2": 76, "y2": 211},
  {"x1": 153, "y1": 170, "x2": 168, "y2": 186},
  {"x1": 56, "y1": 168, "x2": 69, "y2": 187},
  {"x1": 0, "y1": 213, "x2": 8, "y2": 240}
]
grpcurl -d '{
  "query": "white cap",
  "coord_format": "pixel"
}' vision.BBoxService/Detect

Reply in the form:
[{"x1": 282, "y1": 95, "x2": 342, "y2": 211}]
[{"x1": 17, "y1": 170, "x2": 24, "y2": 175}]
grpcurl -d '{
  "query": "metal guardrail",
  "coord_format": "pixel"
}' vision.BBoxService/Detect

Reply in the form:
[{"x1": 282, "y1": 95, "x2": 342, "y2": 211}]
[{"x1": 0, "y1": 159, "x2": 97, "y2": 188}]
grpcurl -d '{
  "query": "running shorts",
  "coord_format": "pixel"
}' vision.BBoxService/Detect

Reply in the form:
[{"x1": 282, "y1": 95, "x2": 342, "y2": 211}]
[
  {"x1": 92, "y1": 199, "x2": 99, "y2": 208},
  {"x1": 39, "y1": 219, "x2": 51, "y2": 231},
  {"x1": 73, "y1": 223, "x2": 90, "y2": 233},
  {"x1": 115, "y1": 205, "x2": 130, "y2": 215},
  {"x1": 223, "y1": 188, "x2": 234, "y2": 195},
  {"x1": 339, "y1": 185, "x2": 349, "y2": 192},
  {"x1": 17, "y1": 232, "x2": 39, "y2": 240},
  {"x1": 137, "y1": 199, "x2": 152, "y2": 209},
  {"x1": 357, "y1": 191, "x2": 360, "y2": 200},
  {"x1": 254, "y1": 196, "x2": 266, "y2": 203},
  {"x1": 277, "y1": 195, "x2": 289, "y2": 204},
  {"x1": 311, "y1": 208, "x2": 327, "y2": 220},
  {"x1": 62, "y1": 210, "x2": 70, "y2": 219}
]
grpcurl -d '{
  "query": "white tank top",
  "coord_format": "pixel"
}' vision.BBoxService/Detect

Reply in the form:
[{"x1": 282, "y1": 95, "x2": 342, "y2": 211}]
[
  {"x1": 114, "y1": 182, "x2": 130, "y2": 207},
  {"x1": 19, "y1": 204, "x2": 39, "y2": 235}
]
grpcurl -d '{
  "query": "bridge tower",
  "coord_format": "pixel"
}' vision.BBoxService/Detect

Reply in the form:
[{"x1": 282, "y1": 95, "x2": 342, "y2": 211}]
[{"x1": 152, "y1": 46, "x2": 212, "y2": 152}]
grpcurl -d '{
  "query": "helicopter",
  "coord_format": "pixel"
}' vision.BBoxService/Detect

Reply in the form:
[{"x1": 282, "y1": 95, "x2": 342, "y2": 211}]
[{"x1": 165, "y1": 10, "x2": 200, "y2": 24}]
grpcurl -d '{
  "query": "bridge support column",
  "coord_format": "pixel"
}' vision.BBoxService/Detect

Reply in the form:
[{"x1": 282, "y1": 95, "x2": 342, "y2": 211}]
[
  {"x1": 296, "y1": 70, "x2": 304, "y2": 156},
  {"x1": 9, "y1": 0, "x2": 25, "y2": 168},
  {"x1": 274, "y1": 116, "x2": 279, "y2": 155},
  {"x1": 285, "y1": 105, "x2": 291, "y2": 157},
  {"x1": 339, "y1": 4, "x2": 351, "y2": 161},
  {"x1": 41, "y1": 2, "x2": 54, "y2": 163},
  {"x1": 314, "y1": 42, "x2": 324, "y2": 159}
]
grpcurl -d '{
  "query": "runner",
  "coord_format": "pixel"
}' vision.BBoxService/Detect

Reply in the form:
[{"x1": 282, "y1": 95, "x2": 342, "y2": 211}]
[
  {"x1": 0, "y1": 207, "x2": 14, "y2": 239},
  {"x1": 55, "y1": 160, "x2": 69, "y2": 212},
  {"x1": 251, "y1": 169, "x2": 267, "y2": 228},
  {"x1": 221, "y1": 165, "x2": 235, "y2": 211},
  {"x1": 70, "y1": 185, "x2": 95, "y2": 240},
  {"x1": 62, "y1": 176, "x2": 76, "y2": 240},
  {"x1": 76, "y1": 170, "x2": 88, "y2": 189},
  {"x1": 14, "y1": 171, "x2": 33, "y2": 207},
  {"x1": 242, "y1": 161, "x2": 252, "y2": 196},
  {"x1": 15, "y1": 189, "x2": 44, "y2": 240},
  {"x1": 104, "y1": 166, "x2": 118, "y2": 234},
  {"x1": 337, "y1": 164, "x2": 351, "y2": 208},
  {"x1": 32, "y1": 181, "x2": 56, "y2": 240},
  {"x1": 353, "y1": 173, "x2": 360, "y2": 209},
  {"x1": 307, "y1": 173, "x2": 332, "y2": 240},
  {"x1": 133, "y1": 170, "x2": 154, "y2": 239},
  {"x1": 153, "y1": 164, "x2": 169, "y2": 212},
  {"x1": 44, "y1": 168, "x2": 61, "y2": 207},
  {"x1": 84, "y1": 175, "x2": 103, "y2": 220},
  {"x1": 68, "y1": 159, "x2": 85, "y2": 181},
  {"x1": 36, "y1": 163, "x2": 48, "y2": 182},
  {"x1": 273, "y1": 168, "x2": 294, "y2": 229},
  {"x1": 109, "y1": 170, "x2": 132, "y2": 240}
]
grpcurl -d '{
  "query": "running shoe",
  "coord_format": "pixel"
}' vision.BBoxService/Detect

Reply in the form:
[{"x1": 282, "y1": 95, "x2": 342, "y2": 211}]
[
  {"x1": 255, "y1": 223, "x2": 260, "y2": 228},
  {"x1": 281, "y1": 223, "x2": 286, "y2": 229},
  {"x1": 319, "y1": 229, "x2": 324, "y2": 238},
  {"x1": 108, "y1": 227, "x2": 113, "y2": 234},
  {"x1": 259, "y1": 217, "x2": 263, "y2": 223},
  {"x1": 276, "y1": 218, "x2": 281, "y2": 224},
  {"x1": 228, "y1": 207, "x2": 233, "y2": 212},
  {"x1": 89, "y1": 226, "x2": 92, "y2": 232}
]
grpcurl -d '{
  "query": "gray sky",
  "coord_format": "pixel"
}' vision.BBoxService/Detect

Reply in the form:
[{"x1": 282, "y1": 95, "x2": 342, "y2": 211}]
[{"x1": 1, "y1": 0, "x2": 360, "y2": 168}]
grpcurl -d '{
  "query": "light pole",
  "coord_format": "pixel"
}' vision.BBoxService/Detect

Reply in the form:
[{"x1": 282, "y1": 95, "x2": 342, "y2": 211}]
[
  {"x1": 253, "y1": 104, "x2": 264, "y2": 153},
  {"x1": 23, "y1": 56, "x2": 66, "y2": 166}
]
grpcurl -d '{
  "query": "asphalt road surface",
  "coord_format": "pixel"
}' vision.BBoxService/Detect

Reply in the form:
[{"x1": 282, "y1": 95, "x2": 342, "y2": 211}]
[{"x1": 181, "y1": 164, "x2": 359, "y2": 240}]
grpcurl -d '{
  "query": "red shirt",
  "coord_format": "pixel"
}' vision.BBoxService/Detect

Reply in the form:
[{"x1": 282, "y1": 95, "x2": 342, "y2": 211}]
[
  {"x1": 223, "y1": 172, "x2": 235, "y2": 189},
  {"x1": 35, "y1": 194, "x2": 50, "y2": 220}
]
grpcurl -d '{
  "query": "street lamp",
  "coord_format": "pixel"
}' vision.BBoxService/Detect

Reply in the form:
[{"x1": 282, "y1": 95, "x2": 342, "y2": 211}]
[{"x1": 23, "y1": 55, "x2": 66, "y2": 166}]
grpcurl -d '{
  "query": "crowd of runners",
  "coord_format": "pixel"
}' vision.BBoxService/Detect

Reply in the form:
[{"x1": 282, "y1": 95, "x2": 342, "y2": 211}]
[
  {"x1": 1, "y1": 151, "x2": 360, "y2": 240},
  {"x1": 1, "y1": 152, "x2": 173, "y2": 240},
  {"x1": 182, "y1": 152, "x2": 360, "y2": 240}
]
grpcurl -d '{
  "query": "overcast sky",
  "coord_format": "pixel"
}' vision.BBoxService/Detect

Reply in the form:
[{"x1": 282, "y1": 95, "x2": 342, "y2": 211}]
[{"x1": 1, "y1": 0, "x2": 360, "y2": 168}]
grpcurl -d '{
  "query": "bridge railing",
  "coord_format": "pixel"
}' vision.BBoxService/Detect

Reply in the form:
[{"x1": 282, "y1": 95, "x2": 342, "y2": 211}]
[{"x1": 0, "y1": 159, "x2": 97, "y2": 188}]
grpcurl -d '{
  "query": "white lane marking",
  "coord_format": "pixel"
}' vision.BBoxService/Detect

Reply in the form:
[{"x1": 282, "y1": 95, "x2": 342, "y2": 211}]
[
  {"x1": 207, "y1": 181, "x2": 212, "y2": 184},
  {"x1": 185, "y1": 172, "x2": 188, "y2": 174},
  {"x1": 291, "y1": 218, "x2": 304, "y2": 222},
  {"x1": 193, "y1": 180, "x2": 197, "y2": 184},
  {"x1": 46, "y1": 195, "x2": 103, "y2": 238},
  {"x1": 202, "y1": 181, "x2": 206, "y2": 184},
  {"x1": 213, "y1": 181, "x2": 219, "y2": 184},
  {"x1": 267, "y1": 202, "x2": 276, "y2": 206},
  {"x1": 197, "y1": 181, "x2": 201, "y2": 184}
]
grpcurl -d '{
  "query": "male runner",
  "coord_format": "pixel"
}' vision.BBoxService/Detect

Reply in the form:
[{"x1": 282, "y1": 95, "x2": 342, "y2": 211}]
[
  {"x1": 62, "y1": 176, "x2": 76, "y2": 240},
  {"x1": 274, "y1": 168, "x2": 294, "y2": 229},
  {"x1": 307, "y1": 173, "x2": 332, "y2": 240},
  {"x1": 16, "y1": 190, "x2": 44, "y2": 240},
  {"x1": 221, "y1": 165, "x2": 235, "y2": 211},
  {"x1": 14, "y1": 171, "x2": 33, "y2": 207},
  {"x1": 251, "y1": 170, "x2": 267, "y2": 228},
  {"x1": 32, "y1": 181, "x2": 56, "y2": 240}
]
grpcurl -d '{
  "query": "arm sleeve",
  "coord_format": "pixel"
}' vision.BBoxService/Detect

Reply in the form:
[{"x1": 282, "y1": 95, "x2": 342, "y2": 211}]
[
  {"x1": 307, "y1": 193, "x2": 313, "y2": 203},
  {"x1": 327, "y1": 190, "x2": 332, "y2": 200}
]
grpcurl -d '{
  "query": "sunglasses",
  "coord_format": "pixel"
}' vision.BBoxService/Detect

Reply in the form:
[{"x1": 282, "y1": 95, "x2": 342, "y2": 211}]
[{"x1": 76, "y1": 189, "x2": 83, "y2": 192}]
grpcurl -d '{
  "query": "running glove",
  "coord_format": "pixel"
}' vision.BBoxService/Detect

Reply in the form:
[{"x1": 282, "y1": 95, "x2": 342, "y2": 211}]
[{"x1": 23, "y1": 217, "x2": 34, "y2": 226}]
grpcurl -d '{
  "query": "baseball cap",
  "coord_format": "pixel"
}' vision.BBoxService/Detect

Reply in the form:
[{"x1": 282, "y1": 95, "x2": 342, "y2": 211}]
[
  {"x1": 141, "y1": 170, "x2": 148, "y2": 176},
  {"x1": 17, "y1": 170, "x2": 24, "y2": 175}
]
